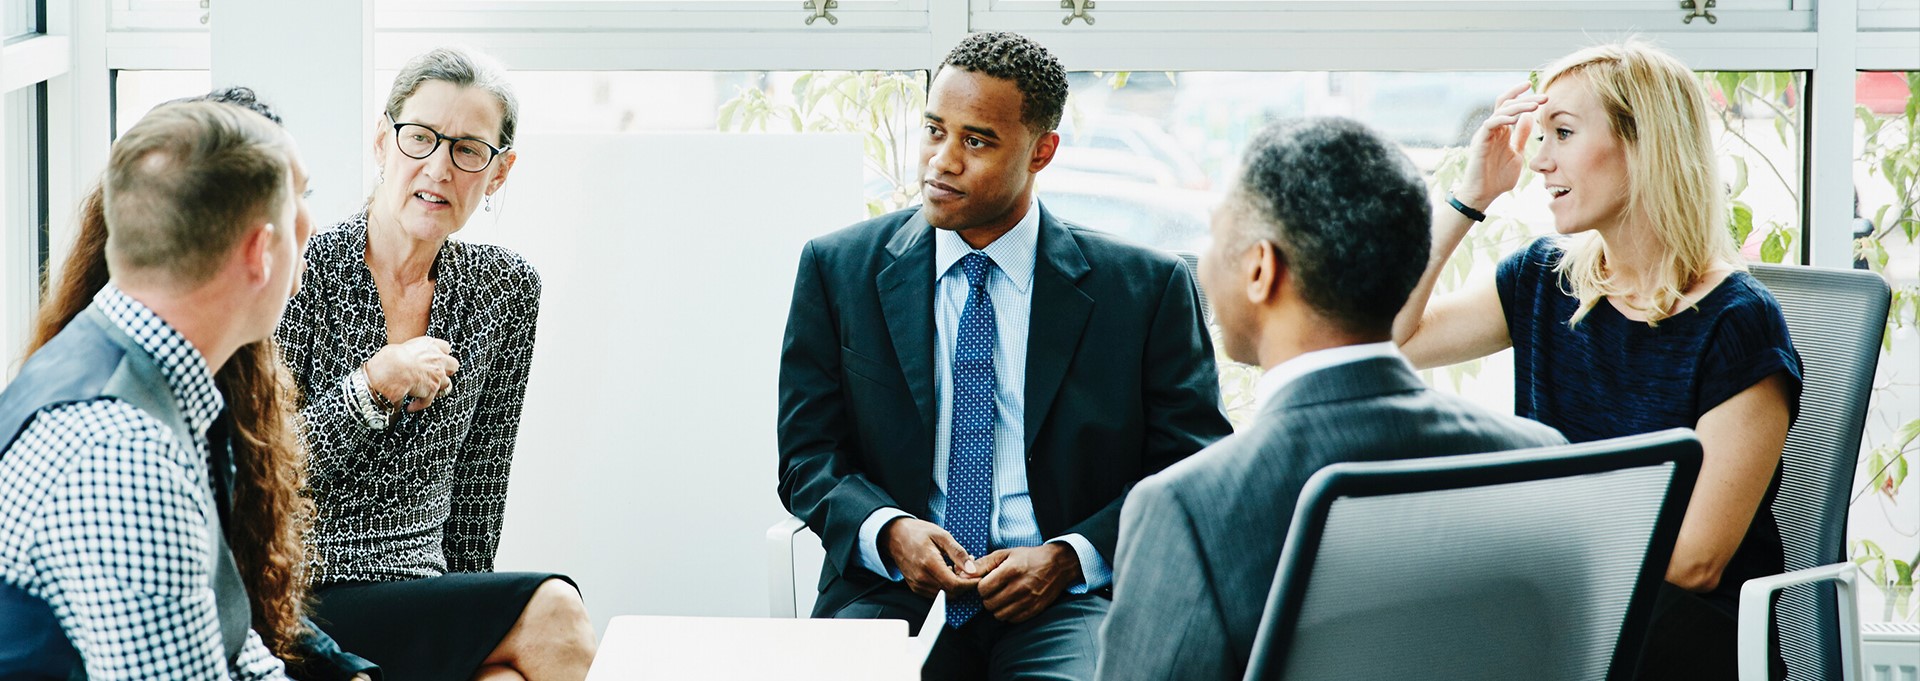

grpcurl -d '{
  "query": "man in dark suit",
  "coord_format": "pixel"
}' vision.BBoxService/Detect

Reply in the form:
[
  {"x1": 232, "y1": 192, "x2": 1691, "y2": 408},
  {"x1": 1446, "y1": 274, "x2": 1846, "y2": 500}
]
[
  {"x1": 1093, "y1": 118, "x2": 1568, "y2": 681},
  {"x1": 777, "y1": 32, "x2": 1233, "y2": 679}
]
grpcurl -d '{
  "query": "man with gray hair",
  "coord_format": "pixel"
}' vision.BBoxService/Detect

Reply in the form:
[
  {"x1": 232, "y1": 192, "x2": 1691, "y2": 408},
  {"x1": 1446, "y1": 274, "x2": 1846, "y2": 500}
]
[
  {"x1": 1093, "y1": 117, "x2": 1565, "y2": 681},
  {"x1": 0, "y1": 100, "x2": 312, "y2": 679}
]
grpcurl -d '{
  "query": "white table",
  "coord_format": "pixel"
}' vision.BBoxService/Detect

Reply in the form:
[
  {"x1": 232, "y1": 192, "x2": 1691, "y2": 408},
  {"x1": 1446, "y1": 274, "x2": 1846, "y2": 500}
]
[{"x1": 586, "y1": 592, "x2": 945, "y2": 681}]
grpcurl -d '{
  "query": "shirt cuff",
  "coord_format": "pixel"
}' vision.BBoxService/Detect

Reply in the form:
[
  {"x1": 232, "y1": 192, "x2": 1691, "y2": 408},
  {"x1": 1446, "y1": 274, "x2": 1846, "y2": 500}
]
[
  {"x1": 1048, "y1": 533, "x2": 1110, "y2": 593},
  {"x1": 858, "y1": 508, "x2": 913, "y2": 581}
]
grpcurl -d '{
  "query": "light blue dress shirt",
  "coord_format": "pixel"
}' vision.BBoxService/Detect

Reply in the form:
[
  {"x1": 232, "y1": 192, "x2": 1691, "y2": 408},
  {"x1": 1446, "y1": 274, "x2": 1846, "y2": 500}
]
[{"x1": 856, "y1": 199, "x2": 1111, "y2": 592}]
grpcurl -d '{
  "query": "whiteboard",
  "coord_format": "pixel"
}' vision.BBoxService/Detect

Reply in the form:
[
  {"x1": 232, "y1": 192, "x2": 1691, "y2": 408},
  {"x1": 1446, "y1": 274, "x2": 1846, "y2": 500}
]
[{"x1": 455, "y1": 132, "x2": 865, "y2": 633}]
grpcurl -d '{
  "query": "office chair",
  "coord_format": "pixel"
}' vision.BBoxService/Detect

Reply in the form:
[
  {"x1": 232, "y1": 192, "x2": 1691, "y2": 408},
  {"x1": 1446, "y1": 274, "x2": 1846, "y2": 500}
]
[
  {"x1": 1242, "y1": 429, "x2": 1705, "y2": 681},
  {"x1": 767, "y1": 516, "x2": 822, "y2": 618},
  {"x1": 1737, "y1": 264, "x2": 1890, "y2": 681}
]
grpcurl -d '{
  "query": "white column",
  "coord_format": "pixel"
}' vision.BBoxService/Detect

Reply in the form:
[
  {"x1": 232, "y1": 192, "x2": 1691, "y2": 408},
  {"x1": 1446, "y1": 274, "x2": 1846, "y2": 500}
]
[
  {"x1": 934, "y1": 0, "x2": 969, "y2": 64},
  {"x1": 45, "y1": 0, "x2": 108, "y2": 286},
  {"x1": 1809, "y1": 0, "x2": 1860, "y2": 268},
  {"x1": 210, "y1": 0, "x2": 372, "y2": 225}
]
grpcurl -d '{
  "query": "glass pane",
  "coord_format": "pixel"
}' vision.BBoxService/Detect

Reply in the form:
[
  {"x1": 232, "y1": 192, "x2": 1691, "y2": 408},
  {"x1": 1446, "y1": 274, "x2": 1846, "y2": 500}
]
[
  {"x1": 1847, "y1": 70, "x2": 1919, "y2": 626},
  {"x1": 1704, "y1": 72, "x2": 1808, "y2": 266},
  {"x1": 4, "y1": 84, "x2": 43, "y2": 364},
  {"x1": 1059, "y1": 70, "x2": 1806, "y2": 422},
  {"x1": 4, "y1": 0, "x2": 33, "y2": 37},
  {"x1": 114, "y1": 70, "x2": 214, "y2": 139},
  {"x1": 382, "y1": 70, "x2": 928, "y2": 215},
  {"x1": 120, "y1": 70, "x2": 925, "y2": 214}
]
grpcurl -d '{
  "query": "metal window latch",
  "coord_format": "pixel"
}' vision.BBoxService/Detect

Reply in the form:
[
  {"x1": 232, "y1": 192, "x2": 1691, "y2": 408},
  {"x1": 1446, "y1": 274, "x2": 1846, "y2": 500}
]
[
  {"x1": 200, "y1": 0, "x2": 210, "y2": 25},
  {"x1": 1682, "y1": 0, "x2": 1717, "y2": 24},
  {"x1": 804, "y1": 0, "x2": 838, "y2": 26},
  {"x1": 1062, "y1": 0, "x2": 1094, "y2": 26}
]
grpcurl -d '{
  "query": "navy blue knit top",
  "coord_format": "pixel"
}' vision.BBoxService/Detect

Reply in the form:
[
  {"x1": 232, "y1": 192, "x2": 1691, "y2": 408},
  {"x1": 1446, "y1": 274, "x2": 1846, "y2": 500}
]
[{"x1": 1496, "y1": 236, "x2": 1803, "y2": 612}]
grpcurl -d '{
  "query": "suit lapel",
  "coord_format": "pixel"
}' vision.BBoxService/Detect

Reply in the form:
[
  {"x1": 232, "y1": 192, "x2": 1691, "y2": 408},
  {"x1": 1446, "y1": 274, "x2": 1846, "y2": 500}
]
[
  {"x1": 877, "y1": 210, "x2": 938, "y2": 432},
  {"x1": 1024, "y1": 205, "x2": 1094, "y2": 453}
]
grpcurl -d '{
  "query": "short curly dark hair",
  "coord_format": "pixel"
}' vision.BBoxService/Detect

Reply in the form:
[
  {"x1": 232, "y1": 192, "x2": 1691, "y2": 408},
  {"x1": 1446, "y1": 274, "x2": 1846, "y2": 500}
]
[
  {"x1": 1232, "y1": 117, "x2": 1432, "y2": 335},
  {"x1": 166, "y1": 86, "x2": 284, "y2": 126},
  {"x1": 938, "y1": 32, "x2": 1069, "y2": 134}
]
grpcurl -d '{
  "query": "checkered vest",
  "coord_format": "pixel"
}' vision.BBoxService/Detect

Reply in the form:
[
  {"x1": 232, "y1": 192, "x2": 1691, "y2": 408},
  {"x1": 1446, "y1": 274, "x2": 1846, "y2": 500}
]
[{"x1": 0, "y1": 307, "x2": 250, "y2": 679}]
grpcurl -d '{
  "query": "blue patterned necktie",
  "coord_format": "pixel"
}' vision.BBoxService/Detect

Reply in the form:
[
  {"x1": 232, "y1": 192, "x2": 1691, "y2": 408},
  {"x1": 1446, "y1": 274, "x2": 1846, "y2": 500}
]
[{"x1": 944, "y1": 252, "x2": 997, "y2": 628}]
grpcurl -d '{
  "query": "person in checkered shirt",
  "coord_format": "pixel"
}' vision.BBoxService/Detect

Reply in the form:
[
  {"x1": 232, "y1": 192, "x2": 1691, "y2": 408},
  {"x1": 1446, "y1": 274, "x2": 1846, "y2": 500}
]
[{"x1": 0, "y1": 100, "x2": 314, "y2": 679}]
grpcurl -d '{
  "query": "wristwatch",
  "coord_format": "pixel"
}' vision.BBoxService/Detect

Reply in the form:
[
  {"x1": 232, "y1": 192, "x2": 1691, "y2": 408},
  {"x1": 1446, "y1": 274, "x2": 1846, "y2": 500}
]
[{"x1": 346, "y1": 366, "x2": 393, "y2": 431}]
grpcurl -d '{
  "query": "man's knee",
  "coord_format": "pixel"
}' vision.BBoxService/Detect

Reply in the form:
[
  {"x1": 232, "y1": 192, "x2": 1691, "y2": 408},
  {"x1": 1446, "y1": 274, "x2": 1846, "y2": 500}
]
[{"x1": 828, "y1": 584, "x2": 933, "y2": 630}]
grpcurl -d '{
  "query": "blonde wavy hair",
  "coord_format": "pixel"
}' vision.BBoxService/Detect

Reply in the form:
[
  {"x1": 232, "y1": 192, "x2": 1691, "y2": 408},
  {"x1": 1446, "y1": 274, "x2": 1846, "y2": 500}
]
[{"x1": 1541, "y1": 40, "x2": 1743, "y2": 326}]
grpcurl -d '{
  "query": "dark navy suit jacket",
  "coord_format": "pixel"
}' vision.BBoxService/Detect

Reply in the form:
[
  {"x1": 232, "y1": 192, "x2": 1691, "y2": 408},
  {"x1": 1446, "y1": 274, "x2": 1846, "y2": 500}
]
[{"x1": 776, "y1": 204, "x2": 1234, "y2": 620}]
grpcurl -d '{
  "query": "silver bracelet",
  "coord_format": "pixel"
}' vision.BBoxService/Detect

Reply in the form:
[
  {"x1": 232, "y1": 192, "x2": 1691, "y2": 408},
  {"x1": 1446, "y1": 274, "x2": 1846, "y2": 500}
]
[{"x1": 346, "y1": 367, "x2": 390, "y2": 431}]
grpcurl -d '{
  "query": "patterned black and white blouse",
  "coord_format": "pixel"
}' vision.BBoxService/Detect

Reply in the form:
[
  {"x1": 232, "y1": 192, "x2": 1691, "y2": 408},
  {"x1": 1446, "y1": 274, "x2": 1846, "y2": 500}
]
[{"x1": 277, "y1": 212, "x2": 541, "y2": 586}]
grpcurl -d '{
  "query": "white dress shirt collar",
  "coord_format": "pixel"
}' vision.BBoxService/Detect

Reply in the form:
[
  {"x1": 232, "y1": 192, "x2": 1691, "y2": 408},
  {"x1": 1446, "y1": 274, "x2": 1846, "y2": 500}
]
[
  {"x1": 933, "y1": 196, "x2": 1041, "y2": 293},
  {"x1": 1251, "y1": 341, "x2": 1409, "y2": 414}
]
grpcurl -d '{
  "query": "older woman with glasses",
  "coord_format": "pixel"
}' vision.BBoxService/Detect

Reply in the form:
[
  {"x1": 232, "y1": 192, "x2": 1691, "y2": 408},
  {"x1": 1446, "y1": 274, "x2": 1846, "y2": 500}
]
[{"x1": 275, "y1": 46, "x2": 597, "y2": 681}]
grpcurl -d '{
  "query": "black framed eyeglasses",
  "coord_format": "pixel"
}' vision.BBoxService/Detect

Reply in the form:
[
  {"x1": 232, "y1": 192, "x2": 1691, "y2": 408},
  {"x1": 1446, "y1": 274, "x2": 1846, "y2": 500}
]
[{"x1": 387, "y1": 114, "x2": 508, "y2": 173}]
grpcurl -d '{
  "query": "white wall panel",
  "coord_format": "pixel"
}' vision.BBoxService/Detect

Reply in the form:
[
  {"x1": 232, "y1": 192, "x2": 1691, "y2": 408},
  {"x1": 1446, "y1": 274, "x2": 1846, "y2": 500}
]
[{"x1": 457, "y1": 132, "x2": 864, "y2": 632}]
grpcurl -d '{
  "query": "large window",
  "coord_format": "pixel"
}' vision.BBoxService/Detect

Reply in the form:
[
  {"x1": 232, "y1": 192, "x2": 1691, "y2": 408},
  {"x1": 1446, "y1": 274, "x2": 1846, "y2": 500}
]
[
  {"x1": 476, "y1": 70, "x2": 928, "y2": 215},
  {"x1": 1051, "y1": 69, "x2": 1808, "y2": 420},
  {"x1": 1848, "y1": 71, "x2": 1919, "y2": 625},
  {"x1": 116, "y1": 69, "x2": 928, "y2": 215}
]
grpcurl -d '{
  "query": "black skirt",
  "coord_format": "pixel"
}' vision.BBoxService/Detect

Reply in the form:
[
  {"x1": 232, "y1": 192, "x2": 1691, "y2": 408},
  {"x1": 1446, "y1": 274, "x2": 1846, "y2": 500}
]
[
  {"x1": 309, "y1": 572, "x2": 576, "y2": 681},
  {"x1": 1632, "y1": 582, "x2": 1785, "y2": 681}
]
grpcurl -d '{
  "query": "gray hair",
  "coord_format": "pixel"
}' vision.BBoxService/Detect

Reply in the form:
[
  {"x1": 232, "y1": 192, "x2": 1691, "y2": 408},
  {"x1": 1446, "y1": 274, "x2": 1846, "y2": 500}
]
[
  {"x1": 1230, "y1": 117, "x2": 1431, "y2": 334},
  {"x1": 384, "y1": 46, "x2": 519, "y2": 148}
]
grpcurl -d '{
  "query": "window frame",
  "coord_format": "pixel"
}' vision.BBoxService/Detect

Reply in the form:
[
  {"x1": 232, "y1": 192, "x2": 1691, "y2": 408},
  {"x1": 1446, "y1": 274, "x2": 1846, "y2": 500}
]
[
  {"x1": 1, "y1": 0, "x2": 54, "y2": 364},
  {"x1": 2, "y1": 80, "x2": 48, "y2": 368},
  {"x1": 1859, "y1": 30, "x2": 1920, "y2": 69},
  {"x1": 970, "y1": 0, "x2": 1812, "y2": 33},
  {"x1": 112, "y1": 0, "x2": 931, "y2": 32},
  {"x1": 1859, "y1": 0, "x2": 1920, "y2": 29},
  {"x1": 50, "y1": 0, "x2": 1883, "y2": 289}
]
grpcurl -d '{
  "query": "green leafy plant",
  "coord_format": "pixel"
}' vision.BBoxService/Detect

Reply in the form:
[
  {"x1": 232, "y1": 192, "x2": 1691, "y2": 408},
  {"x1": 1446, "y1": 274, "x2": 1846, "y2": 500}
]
[
  {"x1": 1699, "y1": 71, "x2": 1804, "y2": 265},
  {"x1": 1848, "y1": 71, "x2": 1920, "y2": 623},
  {"x1": 718, "y1": 71, "x2": 928, "y2": 217}
]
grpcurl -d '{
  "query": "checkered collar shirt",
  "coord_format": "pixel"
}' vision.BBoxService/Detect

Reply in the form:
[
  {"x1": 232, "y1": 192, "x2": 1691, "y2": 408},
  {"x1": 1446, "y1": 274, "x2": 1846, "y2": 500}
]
[
  {"x1": 97, "y1": 284, "x2": 227, "y2": 440},
  {"x1": 0, "y1": 284, "x2": 287, "y2": 680}
]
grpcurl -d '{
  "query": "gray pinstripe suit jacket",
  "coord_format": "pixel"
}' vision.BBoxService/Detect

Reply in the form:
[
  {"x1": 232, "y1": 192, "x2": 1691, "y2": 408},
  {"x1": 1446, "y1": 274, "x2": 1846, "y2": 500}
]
[{"x1": 1095, "y1": 356, "x2": 1566, "y2": 681}]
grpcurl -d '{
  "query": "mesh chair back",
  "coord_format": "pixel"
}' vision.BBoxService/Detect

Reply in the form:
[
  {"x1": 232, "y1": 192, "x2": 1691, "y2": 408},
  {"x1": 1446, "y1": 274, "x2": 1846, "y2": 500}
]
[
  {"x1": 1243, "y1": 430, "x2": 1704, "y2": 681},
  {"x1": 1175, "y1": 251, "x2": 1212, "y2": 325},
  {"x1": 1746, "y1": 264, "x2": 1890, "y2": 681}
]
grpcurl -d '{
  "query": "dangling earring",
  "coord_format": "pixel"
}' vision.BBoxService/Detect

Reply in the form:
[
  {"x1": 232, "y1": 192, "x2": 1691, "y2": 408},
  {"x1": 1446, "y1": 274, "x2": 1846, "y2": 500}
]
[
  {"x1": 376, "y1": 167, "x2": 385, "y2": 185},
  {"x1": 484, "y1": 194, "x2": 493, "y2": 212}
]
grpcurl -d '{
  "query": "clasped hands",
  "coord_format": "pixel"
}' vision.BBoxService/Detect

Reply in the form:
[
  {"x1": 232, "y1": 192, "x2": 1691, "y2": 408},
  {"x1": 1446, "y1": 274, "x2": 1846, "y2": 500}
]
[
  {"x1": 879, "y1": 518, "x2": 1082, "y2": 624},
  {"x1": 364, "y1": 336, "x2": 459, "y2": 412}
]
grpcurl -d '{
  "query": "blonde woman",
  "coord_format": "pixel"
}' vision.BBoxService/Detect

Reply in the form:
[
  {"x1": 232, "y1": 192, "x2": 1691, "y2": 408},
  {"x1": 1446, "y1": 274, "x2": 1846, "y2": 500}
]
[{"x1": 1394, "y1": 42, "x2": 1799, "y2": 680}]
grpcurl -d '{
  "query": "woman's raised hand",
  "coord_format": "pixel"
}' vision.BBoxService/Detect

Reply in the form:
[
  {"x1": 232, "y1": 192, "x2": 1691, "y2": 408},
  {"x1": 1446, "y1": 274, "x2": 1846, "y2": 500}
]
[{"x1": 1457, "y1": 81, "x2": 1547, "y2": 212}]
